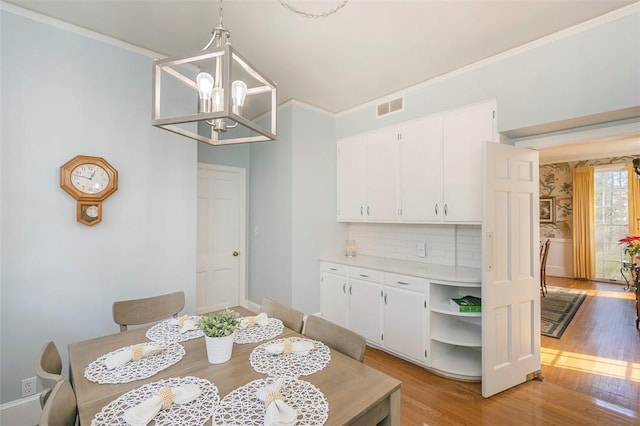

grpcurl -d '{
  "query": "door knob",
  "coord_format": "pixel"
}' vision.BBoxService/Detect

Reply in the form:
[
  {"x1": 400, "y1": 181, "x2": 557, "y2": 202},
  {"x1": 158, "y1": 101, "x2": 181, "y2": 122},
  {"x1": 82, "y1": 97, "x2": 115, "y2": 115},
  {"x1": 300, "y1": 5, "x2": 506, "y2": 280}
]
[{"x1": 233, "y1": 251, "x2": 239, "y2": 256}]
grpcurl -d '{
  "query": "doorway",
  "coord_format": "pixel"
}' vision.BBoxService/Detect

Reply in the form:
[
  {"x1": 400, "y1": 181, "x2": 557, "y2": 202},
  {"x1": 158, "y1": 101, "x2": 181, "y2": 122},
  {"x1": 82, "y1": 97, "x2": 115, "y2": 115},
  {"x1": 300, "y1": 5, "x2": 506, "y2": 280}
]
[{"x1": 196, "y1": 164, "x2": 246, "y2": 313}]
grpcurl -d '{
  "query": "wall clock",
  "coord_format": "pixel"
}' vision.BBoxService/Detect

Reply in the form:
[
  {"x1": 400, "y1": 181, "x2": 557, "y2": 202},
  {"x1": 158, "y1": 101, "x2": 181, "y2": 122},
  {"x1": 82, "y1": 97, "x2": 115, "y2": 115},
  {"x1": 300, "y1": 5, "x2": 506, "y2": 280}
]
[{"x1": 60, "y1": 155, "x2": 118, "y2": 226}]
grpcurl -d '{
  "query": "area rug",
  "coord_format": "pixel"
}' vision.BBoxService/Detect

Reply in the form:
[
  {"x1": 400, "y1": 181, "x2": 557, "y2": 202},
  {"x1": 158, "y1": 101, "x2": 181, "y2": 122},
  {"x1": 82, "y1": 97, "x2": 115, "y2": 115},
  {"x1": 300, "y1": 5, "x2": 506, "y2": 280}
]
[{"x1": 541, "y1": 286, "x2": 587, "y2": 339}]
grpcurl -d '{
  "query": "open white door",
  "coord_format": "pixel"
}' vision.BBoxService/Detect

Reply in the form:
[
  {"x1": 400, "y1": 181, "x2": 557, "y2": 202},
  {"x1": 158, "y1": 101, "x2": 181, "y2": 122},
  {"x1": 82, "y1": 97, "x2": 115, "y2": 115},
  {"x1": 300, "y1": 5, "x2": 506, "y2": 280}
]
[{"x1": 482, "y1": 142, "x2": 540, "y2": 398}]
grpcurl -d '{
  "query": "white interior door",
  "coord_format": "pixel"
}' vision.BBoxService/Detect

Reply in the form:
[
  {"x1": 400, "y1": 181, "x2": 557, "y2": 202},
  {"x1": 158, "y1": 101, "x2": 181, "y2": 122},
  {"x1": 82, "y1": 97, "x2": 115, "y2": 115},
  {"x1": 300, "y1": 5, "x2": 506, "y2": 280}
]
[
  {"x1": 482, "y1": 142, "x2": 540, "y2": 398},
  {"x1": 196, "y1": 164, "x2": 246, "y2": 314}
]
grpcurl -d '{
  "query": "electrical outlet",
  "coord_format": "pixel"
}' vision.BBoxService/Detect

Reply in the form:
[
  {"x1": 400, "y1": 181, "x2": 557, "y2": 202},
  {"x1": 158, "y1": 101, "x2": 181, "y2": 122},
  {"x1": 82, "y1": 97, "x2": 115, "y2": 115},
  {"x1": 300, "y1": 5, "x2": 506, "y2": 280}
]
[
  {"x1": 416, "y1": 242, "x2": 426, "y2": 258},
  {"x1": 21, "y1": 376, "x2": 37, "y2": 397}
]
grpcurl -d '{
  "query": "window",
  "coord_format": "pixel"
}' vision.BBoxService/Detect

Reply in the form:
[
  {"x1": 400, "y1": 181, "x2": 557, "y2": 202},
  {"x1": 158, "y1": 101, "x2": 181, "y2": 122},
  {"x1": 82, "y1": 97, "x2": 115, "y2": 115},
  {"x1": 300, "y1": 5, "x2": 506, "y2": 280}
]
[{"x1": 594, "y1": 165, "x2": 628, "y2": 281}]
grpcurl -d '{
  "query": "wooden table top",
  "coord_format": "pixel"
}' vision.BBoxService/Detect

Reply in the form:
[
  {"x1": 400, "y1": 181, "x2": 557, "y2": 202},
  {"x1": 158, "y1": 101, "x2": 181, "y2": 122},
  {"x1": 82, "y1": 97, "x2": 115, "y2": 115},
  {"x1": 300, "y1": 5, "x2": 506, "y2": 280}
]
[{"x1": 68, "y1": 306, "x2": 401, "y2": 425}]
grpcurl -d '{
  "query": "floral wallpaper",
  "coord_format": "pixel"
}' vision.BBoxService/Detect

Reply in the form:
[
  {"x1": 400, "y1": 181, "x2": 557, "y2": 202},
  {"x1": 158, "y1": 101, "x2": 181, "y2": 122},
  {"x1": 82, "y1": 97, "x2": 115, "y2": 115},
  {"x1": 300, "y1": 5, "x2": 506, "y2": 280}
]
[{"x1": 539, "y1": 156, "x2": 636, "y2": 239}]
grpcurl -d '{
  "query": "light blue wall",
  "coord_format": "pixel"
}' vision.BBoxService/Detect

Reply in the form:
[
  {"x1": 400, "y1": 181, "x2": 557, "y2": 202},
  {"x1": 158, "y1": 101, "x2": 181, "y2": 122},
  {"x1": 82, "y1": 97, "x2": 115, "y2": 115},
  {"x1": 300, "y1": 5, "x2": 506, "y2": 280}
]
[
  {"x1": 290, "y1": 106, "x2": 347, "y2": 314},
  {"x1": 248, "y1": 107, "x2": 294, "y2": 305},
  {"x1": 0, "y1": 11, "x2": 197, "y2": 404},
  {"x1": 246, "y1": 104, "x2": 347, "y2": 313},
  {"x1": 336, "y1": 11, "x2": 640, "y2": 139}
]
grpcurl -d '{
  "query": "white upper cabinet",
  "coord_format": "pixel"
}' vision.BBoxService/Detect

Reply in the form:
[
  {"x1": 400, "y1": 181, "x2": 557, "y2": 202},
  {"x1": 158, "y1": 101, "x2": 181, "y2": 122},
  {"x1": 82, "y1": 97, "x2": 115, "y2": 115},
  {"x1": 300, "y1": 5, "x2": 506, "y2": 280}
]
[
  {"x1": 398, "y1": 114, "x2": 443, "y2": 222},
  {"x1": 337, "y1": 129, "x2": 397, "y2": 222},
  {"x1": 441, "y1": 100, "x2": 497, "y2": 223},
  {"x1": 337, "y1": 99, "x2": 497, "y2": 223}
]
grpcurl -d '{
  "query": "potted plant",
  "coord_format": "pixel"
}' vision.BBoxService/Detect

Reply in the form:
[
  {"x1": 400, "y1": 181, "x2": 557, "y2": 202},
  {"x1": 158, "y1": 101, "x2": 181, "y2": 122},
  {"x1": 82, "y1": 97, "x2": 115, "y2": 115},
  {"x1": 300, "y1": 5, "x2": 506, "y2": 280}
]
[
  {"x1": 619, "y1": 235, "x2": 640, "y2": 263},
  {"x1": 199, "y1": 308, "x2": 240, "y2": 364}
]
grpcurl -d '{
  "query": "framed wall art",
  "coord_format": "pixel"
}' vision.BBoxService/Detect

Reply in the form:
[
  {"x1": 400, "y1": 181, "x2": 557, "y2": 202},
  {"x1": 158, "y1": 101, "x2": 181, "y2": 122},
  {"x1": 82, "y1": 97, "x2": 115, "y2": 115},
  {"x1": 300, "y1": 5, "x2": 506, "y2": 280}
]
[{"x1": 539, "y1": 196, "x2": 556, "y2": 224}]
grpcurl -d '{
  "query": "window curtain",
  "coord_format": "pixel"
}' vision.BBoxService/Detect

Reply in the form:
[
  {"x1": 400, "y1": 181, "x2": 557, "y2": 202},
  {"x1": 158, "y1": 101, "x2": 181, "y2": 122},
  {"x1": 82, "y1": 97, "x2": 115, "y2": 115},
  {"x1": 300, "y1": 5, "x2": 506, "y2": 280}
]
[
  {"x1": 572, "y1": 167, "x2": 595, "y2": 279},
  {"x1": 629, "y1": 163, "x2": 640, "y2": 236}
]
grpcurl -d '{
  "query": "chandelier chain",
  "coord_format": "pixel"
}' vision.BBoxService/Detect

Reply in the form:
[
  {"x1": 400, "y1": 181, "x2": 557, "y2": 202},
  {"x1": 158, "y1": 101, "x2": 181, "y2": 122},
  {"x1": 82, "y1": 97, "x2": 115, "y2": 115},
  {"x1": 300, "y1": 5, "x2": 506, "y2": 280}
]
[{"x1": 278, "y1": 0, "x2": 349, "y2": 19}]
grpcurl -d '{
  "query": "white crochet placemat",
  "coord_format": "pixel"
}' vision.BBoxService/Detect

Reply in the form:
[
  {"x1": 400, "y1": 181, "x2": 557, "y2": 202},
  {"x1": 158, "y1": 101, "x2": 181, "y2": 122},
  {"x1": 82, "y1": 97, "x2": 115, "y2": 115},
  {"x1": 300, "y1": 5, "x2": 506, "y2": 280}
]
[
  {"x1": 249, "y1": 337, "x2": 331, "y2": 377},
  {"x1": 84, "y1": 342, "x2": 185, "y2": 384},
  {"x1": 146, "y1": 316, "x2": 204, "y2": 343},
  {"x1": 233, "y1": 317, "x2": 285, "y2": 344},
  {"x1": 211, "y1": 377, "x2": 328, "y2": 426},
  {"x1": 91, "y1": 376, "x2": 219, "y2": 426}
]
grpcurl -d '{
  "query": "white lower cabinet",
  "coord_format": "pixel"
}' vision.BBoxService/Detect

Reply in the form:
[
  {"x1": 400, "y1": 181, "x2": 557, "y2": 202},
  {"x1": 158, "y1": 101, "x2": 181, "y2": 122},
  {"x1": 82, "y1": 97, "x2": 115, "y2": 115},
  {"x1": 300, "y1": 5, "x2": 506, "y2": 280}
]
[
  {"x1": 319, "y1": 262, "x2": 348, "y2": 328},
  {"x1": 319, "y1": 262, "x2": 383, "y2": 345},
  {"x1": 348, "y1": 267, "x2": 383, "y2": 346},
  {"x1": 429, "y1": 280, "x2": 482, "y2": 379},
  {"x1": 320, "y1": 259, "x2": 482, "y2": 381},
  {"x1": 382, "y1": 273, "x2": 427, "y2": 364}
]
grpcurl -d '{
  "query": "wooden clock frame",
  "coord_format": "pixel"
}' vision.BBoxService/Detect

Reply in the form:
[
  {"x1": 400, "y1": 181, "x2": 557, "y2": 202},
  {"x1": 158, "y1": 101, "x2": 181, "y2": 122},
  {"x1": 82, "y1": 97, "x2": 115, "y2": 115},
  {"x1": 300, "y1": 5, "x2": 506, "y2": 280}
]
[{"x1": 60, "y1": 155, "x2": 118, "y2": 226}]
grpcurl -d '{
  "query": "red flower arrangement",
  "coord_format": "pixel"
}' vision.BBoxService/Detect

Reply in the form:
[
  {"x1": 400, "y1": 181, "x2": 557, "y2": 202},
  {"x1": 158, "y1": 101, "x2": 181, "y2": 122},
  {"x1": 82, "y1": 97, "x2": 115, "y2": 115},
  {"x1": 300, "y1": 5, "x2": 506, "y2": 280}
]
[{"x1": 618, "y1": 235, "x2": 640, "y2": 258}]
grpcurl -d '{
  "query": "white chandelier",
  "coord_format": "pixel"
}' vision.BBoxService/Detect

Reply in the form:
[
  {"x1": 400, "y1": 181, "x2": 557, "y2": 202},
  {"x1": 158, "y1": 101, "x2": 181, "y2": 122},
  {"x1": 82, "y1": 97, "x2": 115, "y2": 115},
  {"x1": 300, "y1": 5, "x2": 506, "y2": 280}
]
[{"x1": 152, "y1": 0, "x2": 277, "y2": 145}]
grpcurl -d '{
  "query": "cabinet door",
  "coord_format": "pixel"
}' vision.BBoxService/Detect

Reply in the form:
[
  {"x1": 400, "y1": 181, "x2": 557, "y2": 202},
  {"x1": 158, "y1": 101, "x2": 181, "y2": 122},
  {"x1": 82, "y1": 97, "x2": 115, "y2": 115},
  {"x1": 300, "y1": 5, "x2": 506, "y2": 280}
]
[
  {"x1": 337, "y1": 136, "x2": 366, "y2": 221},
  {"x1": 365, "y1": 129, "x2": 398, "y2": 221},
  {"x1": 320, "y1": 272, "x2": 348, "y2": 328},
  {"x1": 399, "y1": 115, "x2": 443, "y2": 222},
  {"x1": 384, "y1": 286, "x2": 426, "y2": 363},
  {"x1": 442, "y1": 100, "x2": 497, "y2": 223},
  {"x1": 349, "y1": 279, "x2": 383, "y2": 345}
]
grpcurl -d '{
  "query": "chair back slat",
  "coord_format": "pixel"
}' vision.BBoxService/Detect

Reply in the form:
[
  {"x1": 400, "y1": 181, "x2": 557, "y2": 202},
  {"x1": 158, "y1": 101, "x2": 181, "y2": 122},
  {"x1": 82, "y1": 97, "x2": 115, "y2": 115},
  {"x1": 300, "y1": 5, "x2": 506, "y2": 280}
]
[
  {"x1": 304, "y1": 314, "x2": 366, "y2": 362},
  {"x1": 259, "y1": 298, "x2": 304, "y2": 333},
  {"x1": 112, "y1": 291, "x2": 185, "y2": 331}
]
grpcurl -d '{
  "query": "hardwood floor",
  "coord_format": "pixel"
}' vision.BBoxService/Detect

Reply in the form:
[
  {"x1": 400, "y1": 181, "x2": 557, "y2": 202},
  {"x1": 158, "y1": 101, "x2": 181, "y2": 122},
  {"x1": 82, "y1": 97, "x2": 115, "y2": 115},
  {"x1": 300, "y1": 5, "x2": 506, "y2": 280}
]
[{"x1": 363, "y1": 276, "x2": 640, "y2": 425}]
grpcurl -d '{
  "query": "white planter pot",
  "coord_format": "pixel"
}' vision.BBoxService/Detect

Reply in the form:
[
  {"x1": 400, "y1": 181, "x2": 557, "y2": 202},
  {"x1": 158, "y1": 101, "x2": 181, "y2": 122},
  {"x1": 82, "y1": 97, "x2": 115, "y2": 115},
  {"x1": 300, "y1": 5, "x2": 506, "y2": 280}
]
[{"x1": 204, "y1": 333, "x2": 235, "y2": 364}]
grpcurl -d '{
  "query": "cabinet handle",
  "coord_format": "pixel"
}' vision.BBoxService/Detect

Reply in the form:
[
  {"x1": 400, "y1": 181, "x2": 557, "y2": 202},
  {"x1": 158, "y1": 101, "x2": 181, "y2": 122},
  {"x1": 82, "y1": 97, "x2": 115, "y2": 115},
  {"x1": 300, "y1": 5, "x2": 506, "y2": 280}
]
[
  {"x1": 360, "y1": 206, "x2": 363, "y2": 216},
  {"x1": 397, "y1": 281, "x2": 409, "y2": 285},
  {"x1": 444, "y1": 204, "x2": 448, "y2": 216},
  {"x1": 384, "y1": 293, "x2": 388, "y2": 304},
  {"x1": 367, "y1": 206, "x2": 370, "y2": 216},
  {"x1": 359, "y1": 274, "x2": 369, "y2": 278},
  {"x1": 380, "y1": 290, "x2": 383, "y2": 297},
  {"x1": 329, "y1": 268, "x2": 337, "y2": 271},
  {"x1": 349, "y1": 284, "x2": 352, "y2": 295},
  {"x1": 342, "y1": 283, "x2": 346, "y2": 293},
  {"x1": 434, "y1": 204, "x2": 438, "y2": 215}
]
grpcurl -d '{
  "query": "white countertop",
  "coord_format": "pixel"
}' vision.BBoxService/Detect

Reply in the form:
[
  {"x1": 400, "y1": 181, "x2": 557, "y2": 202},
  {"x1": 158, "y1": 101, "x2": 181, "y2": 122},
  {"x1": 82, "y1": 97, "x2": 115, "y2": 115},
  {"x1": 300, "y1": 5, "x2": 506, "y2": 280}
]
[{"x1": 319, "y1": 254, "x2": 481, "y2": 283}]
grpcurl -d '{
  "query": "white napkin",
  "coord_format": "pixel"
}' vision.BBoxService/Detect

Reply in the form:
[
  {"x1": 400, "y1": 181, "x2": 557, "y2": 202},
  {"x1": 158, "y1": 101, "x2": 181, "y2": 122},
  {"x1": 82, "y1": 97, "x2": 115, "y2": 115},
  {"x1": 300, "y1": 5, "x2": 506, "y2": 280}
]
[
  {"x1": 265, "y1": 339, "x2": 314, "y2": 356},
  {"x1": 255, "y1": 378, "x2": 297, "y2": 426},
  {"x1": 168, "y1": 315, "x2": 199, "y2": 333},
  {"x1": 239, "y1": 312, "x2": 269, "y2": 329},
  {"x1": 103, "y1": 344, "x2": 167, "y2": 370},
  {"x1": 123, "y1": 383, "x2": 201, "y2": 426}
]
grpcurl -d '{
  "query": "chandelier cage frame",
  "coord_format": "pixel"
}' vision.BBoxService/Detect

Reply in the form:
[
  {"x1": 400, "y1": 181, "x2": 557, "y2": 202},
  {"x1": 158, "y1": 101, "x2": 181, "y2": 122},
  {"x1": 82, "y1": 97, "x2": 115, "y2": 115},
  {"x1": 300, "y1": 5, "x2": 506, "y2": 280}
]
[{"x1": 152, "y1": 4, "x2": 277, "y2": 146}]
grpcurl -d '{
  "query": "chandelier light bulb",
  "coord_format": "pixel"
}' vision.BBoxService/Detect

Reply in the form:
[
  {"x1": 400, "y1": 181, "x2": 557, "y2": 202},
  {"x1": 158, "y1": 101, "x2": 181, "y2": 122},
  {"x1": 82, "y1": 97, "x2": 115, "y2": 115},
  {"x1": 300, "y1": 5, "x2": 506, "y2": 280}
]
[
  {"x1": 196, "y1": 72, "x2": 214, "y2": 99},
  {"x1": 211, "y1": 87, "x2": 225, "y2": 112},
  {"x1": 232, "y1": 80, "x2": 248, "y2": 114}
]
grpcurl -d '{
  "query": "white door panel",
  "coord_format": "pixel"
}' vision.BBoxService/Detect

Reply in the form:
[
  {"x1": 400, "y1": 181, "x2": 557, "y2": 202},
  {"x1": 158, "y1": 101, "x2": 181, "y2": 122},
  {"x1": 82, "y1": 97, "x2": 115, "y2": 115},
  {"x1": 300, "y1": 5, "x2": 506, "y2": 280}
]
[
  {"x1": 482, "y1": 142, "x2": 540, "y2": 398},
  {"x1": 196, "y1": 164, "x2": 245, "y2": 314}
]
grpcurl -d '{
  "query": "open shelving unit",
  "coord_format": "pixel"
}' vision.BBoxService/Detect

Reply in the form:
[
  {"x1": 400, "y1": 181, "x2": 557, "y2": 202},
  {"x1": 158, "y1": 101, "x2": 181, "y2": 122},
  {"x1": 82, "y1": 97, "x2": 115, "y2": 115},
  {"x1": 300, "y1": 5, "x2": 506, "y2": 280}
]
[{"x1": 428, "y1": 280, "x2": 482, "y2": 380}]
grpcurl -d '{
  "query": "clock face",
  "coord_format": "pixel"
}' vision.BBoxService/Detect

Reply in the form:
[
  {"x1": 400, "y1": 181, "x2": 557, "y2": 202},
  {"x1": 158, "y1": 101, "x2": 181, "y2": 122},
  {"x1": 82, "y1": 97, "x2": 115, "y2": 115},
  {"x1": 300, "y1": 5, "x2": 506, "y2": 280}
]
[
  {"x1": 85, "y1": 205, "x2": 99, "y2": 218},
  {"x1": 70, "y1": 163, "x2": 110, "y2": 194}
]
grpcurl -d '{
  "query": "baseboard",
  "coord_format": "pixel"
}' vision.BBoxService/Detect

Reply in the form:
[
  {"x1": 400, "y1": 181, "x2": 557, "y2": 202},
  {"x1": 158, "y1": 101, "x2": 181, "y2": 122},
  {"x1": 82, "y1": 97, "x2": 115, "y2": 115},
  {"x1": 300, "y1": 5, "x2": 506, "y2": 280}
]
[{"x1": 0, "y1": 394, "x2": 41, "y2": 426}]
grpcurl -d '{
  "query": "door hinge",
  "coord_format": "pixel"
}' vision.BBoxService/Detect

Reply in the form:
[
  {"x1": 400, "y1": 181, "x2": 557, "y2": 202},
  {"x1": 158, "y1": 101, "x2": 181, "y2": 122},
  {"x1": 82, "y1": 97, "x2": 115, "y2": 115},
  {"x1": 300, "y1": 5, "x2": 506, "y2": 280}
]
[{"x1": 526, "y1": 370, "x2": 544, "y2": 382}]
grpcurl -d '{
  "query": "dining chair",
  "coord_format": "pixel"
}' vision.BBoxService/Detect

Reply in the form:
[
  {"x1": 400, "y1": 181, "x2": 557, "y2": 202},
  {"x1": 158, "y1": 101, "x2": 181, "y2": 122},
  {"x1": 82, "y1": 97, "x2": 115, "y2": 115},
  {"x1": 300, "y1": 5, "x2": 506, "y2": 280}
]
[
  {"x1": 34, "y1": 341, "x2": 63, "y2": 408},
  {"x1": 540, "y1": 239, "x2": 551, "y2": 296},
  {"x1": 303, "y1": 314, "x2": 367, "y2": 362},
  {"x1": 112, "y1": 290, "x2": 185, "y2": 332},
  {"x1": 39, "y1": 379, "x2": 77, "y2": 426},
  {"x1": 259, "y1": 298, "x2": 304, "y2": 333}
]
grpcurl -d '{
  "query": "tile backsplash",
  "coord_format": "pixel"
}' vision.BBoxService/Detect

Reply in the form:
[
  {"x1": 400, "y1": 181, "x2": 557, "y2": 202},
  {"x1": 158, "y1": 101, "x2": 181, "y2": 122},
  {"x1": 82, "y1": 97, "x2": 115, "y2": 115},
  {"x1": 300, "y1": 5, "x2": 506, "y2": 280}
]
[{"x1": 349, "y1": 223, "x2": 482, "y2": 268}]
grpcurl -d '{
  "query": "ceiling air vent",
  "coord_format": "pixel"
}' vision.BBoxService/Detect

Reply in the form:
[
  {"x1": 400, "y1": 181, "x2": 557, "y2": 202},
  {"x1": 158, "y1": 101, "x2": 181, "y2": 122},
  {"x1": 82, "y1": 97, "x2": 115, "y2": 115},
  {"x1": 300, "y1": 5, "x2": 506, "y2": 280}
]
[{"x1": 376, "y1": 97, "x2": 404, "y2": 118}]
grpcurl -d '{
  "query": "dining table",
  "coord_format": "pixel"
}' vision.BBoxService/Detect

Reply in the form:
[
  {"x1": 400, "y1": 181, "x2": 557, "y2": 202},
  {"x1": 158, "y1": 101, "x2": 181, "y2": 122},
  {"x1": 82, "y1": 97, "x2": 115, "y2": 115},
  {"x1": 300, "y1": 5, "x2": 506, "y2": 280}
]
[{"x1": 68, "y1": 306, "x2": 401, "y2": 425}]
